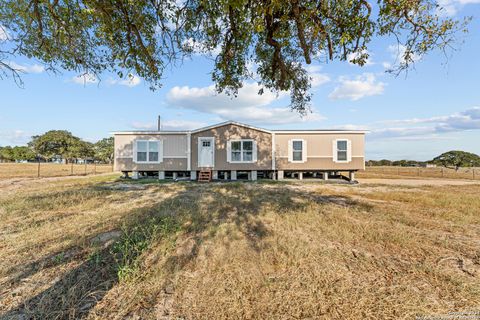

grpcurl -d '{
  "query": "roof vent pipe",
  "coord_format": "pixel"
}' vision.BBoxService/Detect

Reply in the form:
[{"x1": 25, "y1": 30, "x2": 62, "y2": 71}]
[{"x1": 157, "y1": 115, "x2": 161, "y2": 131}]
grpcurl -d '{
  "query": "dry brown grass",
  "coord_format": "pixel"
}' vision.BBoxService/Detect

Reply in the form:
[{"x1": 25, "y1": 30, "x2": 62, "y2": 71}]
[
  {"x1": 0, "y1": 163, "x2": 113, "y2": 179},
  {"x1": 1, "y1": 175, "x2": 479, "y2": 319},
  {"x1": 357, "y1": 166, "x2": 480, "y2": 180}
]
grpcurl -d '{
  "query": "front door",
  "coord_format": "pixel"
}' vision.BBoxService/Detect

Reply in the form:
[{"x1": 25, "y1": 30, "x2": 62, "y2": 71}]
[{"x1": 198, "y1": 137, "x2": 214, "y2": 168}]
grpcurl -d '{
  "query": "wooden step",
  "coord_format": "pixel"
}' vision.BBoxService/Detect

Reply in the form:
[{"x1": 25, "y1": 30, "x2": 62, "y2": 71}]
[{"x1": 198, "y1": 169, "x2": 212, "y2": 182}]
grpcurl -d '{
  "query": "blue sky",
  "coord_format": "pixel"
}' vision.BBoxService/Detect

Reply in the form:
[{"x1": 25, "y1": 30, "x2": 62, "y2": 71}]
[{"x1": 1, "y1": 2, "x2": 480, "y2": 160}]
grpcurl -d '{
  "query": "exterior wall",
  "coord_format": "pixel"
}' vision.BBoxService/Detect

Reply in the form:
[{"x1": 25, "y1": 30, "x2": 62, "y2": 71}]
[
  {"x1": 114, "y1": 133, "x2": 188, "y2": 171},
  {"x1": 275, "y1": 133, "x2": 365, "y2": 170},
  {"x1": 113, "y1": 126, "x2": 366, "y2": 172},
  {"x1": 191, "y1": 124, "x2": 272, "y2": 171},
  {"x1": 276, "y1": 157, "x2": 365, "y2": 171},
  {"x1": 115, "y1": 158, "x2": 188, "y2": 171}
]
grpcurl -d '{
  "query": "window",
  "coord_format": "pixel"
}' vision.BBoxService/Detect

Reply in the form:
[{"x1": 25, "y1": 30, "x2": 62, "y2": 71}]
[
  {"x1": 289, "y1": 139, "x2": 305, "y2": 162},
  {"x1": 136, "y1": 140, "x2": 160, "y2": 163},
  {"x1": 137, "y1": 141, "x2": 147, "y2": 162},
  {"x1": 337, "y1": 140, "x2": 348, "y2": 161},
  {"x1": 243, "y1": 141, "x2": 253, "y2": 161},
  {"x1": 202, "y1": 141, "x2": 211, "y2": 147},
  {"x1": 231, "y1": 141, "x2": 242, "y2": 161},
  {"x1": 229, "y1": 140, "x2": 255, "y2": 162},
  {"x1": 148, "y1": 141, "x2": 159, "y2": 162},
  {"x1": 292, "y1": 140, "x2": 303, "y2": 161}
]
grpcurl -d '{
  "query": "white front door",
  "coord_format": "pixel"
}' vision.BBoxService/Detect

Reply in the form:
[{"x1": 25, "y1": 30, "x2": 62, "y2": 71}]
[{"x1": 198, "y1": 137, "x2": 214, "y2": 168}]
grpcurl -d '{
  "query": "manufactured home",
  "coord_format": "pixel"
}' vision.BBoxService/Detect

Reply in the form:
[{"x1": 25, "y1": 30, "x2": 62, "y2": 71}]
[{"x1": 113, "y1": 121, "x2": 366, "y2": 181}]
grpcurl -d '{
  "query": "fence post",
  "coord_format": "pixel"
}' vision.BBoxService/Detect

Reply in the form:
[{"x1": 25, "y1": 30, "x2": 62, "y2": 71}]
[
  {"x1": 37, "y1": 158, "x2": 40, "y2": 178},
  {"x1": 94, "y1": 160, "x2": 97, "y2": 175},
  {"x1": 71, "y1": 161, "x2": 74, "y2": 175},
  {"x1": 473, "y1": 169, "x2": 475, "y2": 180},
  {"x1": 84, "y1": 159, "x2": 87, "y2": 175}
]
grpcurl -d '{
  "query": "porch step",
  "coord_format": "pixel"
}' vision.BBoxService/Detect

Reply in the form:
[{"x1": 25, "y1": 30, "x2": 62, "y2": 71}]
[{"x1": 198, "y1": 169, "x2": 212, "y2": 182}]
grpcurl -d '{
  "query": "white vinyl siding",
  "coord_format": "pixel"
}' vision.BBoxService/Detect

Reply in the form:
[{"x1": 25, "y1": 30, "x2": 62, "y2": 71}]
[
  {"x1": 333, "y1": 139, "x2": 351, "y2": 163},
  {"x1": 227, "y1": 139, "x2": 257, "y2": 163},
  {"x1": 134, "y1": 140, "x2": 163, "y2": 163},
  {"x1": 288, "y1": 139, "x2": 307, "y2": 163}
]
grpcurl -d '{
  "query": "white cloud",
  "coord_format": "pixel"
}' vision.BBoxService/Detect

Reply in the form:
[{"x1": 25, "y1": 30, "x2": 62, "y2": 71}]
[
  {"x1": 0, "y1": 25, "x2": 8, "y2": 41},
  {"x1": 347, "y1": 50, "x2": 374, "y2": 66},
  {"x1": 167, "y1": 82, "x2": 284, "y2": 112},
  {"x1": 71, "y1": 73, "x2": 98, "y2": 85},
  {"x1": 382, "y1": 62, "x2": 392, "y2": 69},
  {"x1": 131, "y1": 119, "x2": 207, "y2": 131},
  {"x1": 358, "y1": 106, "x2": 480, "y2": 141},
  {"x1": 7, "y1": 61, "x2": 45, "y2": 74},
  {"x1": 166, "y1": 82, "x2": 325, "y2": 125},
  {"x1": 107, "y1": 74, "x2": 141, "y2": 87},
  {"x1": 0, "y1": 130, "x2": 31, "y2": 145},
  {"x1": 437, "y1": 0, "x2": 480, "y2": 16},
  {"x1": 72, "y1": 73, "x2": 141, "y2": 87},
  {"x1": 387, "y1": 44, "x2": 422, "y2": 66},
  {"x1": 305, "y1": 65, "x2": 330, "y2": 88},
  {"x1": 328, "y1": 73, "x2": 385, "y2": 101},
  {"x1": 381, "y1": 107, "x2": 480, "y2": 132}
]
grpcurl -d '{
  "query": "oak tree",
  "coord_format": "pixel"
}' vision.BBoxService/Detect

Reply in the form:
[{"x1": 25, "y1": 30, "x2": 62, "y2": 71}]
[
  {"x1": 432, "y1": 150, "x2": 480, "y2": 170},
  {"x1": 0, "y1": 0, "x2": 470, "y2": 113}
]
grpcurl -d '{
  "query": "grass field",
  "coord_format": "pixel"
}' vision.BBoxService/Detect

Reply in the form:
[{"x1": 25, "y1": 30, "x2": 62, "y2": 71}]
[
  {"x1": 1, "y1": 174, "x2": 479, "y2": 319},
  {"x1": 357, "y1": 166, "x2": 480, "y2": 180},
  {"x1": 0, "y1": 163, "x2": 113, "y2": 179},
  {"x1": 1, "y1": 163, "x2": 478, "y2": 181}
]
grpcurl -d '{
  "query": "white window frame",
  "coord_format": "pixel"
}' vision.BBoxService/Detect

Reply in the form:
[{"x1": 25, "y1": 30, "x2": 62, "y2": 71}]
[
  {"x1": 288, "y1": 139, "x2": 307, "y2": 163},
  {"x1": 227, "y1": 139, "x2": 257, "y2": 163},
  {"x1": 333, "y1": 139, "x2": 351, "y2": 163},
  {"x1": 133, "y1": 140, "x2": 163, "y2": 164}
]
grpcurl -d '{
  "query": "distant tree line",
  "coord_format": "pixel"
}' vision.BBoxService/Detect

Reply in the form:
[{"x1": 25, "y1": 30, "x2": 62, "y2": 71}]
[
  {"x1": 366, "y1": 151, "x2": 480, "y2": 170},
  {"x1": 0, "y1": 130, "x2": 113, "y2": 164},
  {"x1": 366, "y1": 159, "x2": 427, "y2": 167}
]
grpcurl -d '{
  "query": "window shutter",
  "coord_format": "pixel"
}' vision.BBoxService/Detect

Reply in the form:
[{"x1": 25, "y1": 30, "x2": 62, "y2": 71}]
[
  {"x1": 133, "y1": 141, "x2": 137, "y2": 163},
  {"x1": 302, "y1": 139, "x2": 307, "y2": 163},
  {"x1": 226, "y1": 140, "x2": 232, "y2": 163},
  {"x1": 288, "y1": 140, "x2": 293, "y2": 162},
  {"x1": 332, "y1": 139, "x2": 337, "y2": 162},
  {"x1": 347, "y1": 140, "x2": 352, "y2": 162},
  {"x1": 159, "y1": 140, "x2": 164, "y2": 163},
  {"x1": 252, "y1": 141, "x2": 258, "y2": 162}
]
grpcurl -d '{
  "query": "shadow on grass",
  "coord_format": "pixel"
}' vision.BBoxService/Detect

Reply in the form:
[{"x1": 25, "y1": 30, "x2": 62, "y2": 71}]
[{"x1": 1, "y1": 181, "x2": 372, "y2": 319}]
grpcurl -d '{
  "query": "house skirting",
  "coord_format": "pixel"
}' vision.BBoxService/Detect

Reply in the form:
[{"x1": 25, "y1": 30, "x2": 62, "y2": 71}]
[{"x1": 123, "y1": 169, "x2": 358, "y2": 182}]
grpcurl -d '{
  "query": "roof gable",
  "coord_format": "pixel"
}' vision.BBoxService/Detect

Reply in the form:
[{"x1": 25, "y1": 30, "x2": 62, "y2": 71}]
[{"x1": 191, "y1": 121, "x2": 272, "y2": 134}]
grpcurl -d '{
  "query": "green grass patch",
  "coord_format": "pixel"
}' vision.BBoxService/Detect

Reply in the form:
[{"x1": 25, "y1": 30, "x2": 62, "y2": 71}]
[{"x1": 112, "y1": 215, "x2": 181, "y2": 281}]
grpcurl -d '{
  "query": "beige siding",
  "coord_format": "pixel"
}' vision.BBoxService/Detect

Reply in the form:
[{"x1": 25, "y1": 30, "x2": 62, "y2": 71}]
[
  {"x1": 113, "y1": 127, "x2": 365, "y2": 172},
  {"x1": 114, "y1": 133, "x2": 188, "y2": 171},
  {"x1": 191, "y1": 124, "x2": 272, "y2": 171},
  {"x1": 115, "y1": 158, "x2": 188, "y2": 171},
  {"x1": 275, "y1": 133, "x2": 365, "y2": 170},
  {"x1": 276, "y1": 157, "x2": 365, "y2": 171}
]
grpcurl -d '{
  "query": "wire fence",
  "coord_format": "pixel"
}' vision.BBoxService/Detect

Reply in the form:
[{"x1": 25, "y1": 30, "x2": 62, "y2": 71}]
[
  {"x1": 0, "y1": 163, "x2": 114, "y2": 179},
  {"x1": 358, "y1": 166, "x2": 480, "y2": 180}
]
